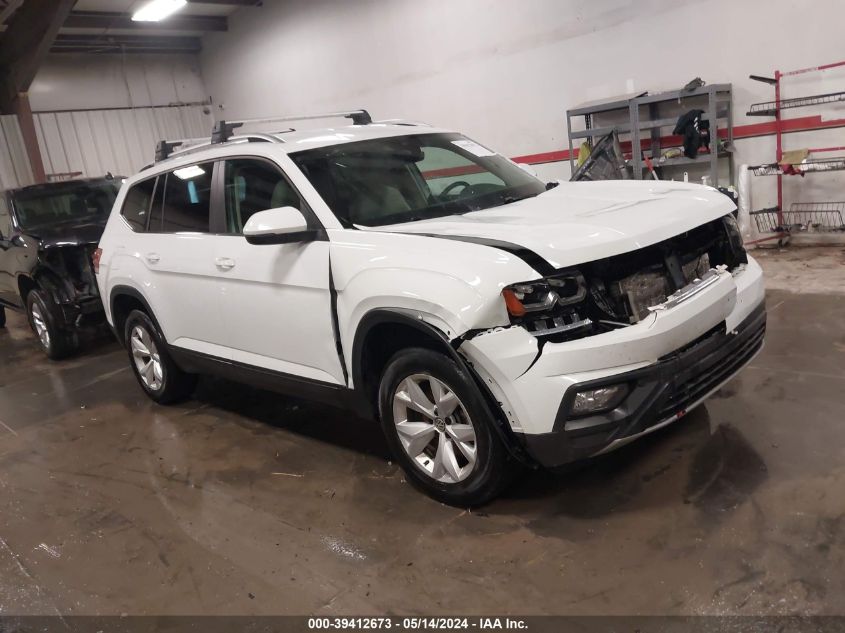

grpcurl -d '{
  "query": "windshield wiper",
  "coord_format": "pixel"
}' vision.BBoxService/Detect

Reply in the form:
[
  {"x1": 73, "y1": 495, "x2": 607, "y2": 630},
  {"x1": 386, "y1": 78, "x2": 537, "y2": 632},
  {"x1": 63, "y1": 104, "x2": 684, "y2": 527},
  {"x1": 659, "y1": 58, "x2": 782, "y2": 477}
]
[{"x1": 501, "y1": 191, "x2": 540, "y2": 205}]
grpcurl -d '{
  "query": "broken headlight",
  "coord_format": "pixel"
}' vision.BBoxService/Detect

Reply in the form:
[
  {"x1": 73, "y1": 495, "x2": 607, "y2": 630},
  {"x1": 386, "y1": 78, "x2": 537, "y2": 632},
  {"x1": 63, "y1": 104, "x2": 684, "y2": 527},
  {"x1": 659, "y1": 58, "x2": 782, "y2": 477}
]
[
  {"x1": 502, "y1": 271, "x2": 594, "y2": 338},
  {"x1": 501, "y1": 271, "x2": 587, "y2": 317}
]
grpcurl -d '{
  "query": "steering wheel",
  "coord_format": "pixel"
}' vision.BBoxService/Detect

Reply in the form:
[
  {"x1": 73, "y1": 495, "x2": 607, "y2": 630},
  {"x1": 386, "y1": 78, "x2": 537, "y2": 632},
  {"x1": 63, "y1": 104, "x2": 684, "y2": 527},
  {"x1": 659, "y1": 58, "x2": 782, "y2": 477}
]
[{"x1": 440, "y1": 181, "x2": 471, "y2": 197}]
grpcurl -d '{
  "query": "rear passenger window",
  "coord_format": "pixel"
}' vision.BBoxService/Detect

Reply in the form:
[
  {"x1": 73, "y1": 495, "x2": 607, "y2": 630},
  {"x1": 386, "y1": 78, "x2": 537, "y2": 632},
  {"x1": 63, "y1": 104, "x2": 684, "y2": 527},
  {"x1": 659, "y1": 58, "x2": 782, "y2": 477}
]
[
  {"x1": 120, "y1": 177, "x2": 156, "y2": 231},
  {"x1": 160, "y1": 162, "x2": 214, "y2": 233}
]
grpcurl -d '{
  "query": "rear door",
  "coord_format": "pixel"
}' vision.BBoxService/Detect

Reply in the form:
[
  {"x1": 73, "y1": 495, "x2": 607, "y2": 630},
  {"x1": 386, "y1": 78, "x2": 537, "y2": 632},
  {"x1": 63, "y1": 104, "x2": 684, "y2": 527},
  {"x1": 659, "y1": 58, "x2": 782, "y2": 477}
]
[
  {"x1": 140, "y1": 162, "x2": 228, "y2": 357},
  {"x1": 213, "y1": 156, "x2": 344, "y2": 385}
]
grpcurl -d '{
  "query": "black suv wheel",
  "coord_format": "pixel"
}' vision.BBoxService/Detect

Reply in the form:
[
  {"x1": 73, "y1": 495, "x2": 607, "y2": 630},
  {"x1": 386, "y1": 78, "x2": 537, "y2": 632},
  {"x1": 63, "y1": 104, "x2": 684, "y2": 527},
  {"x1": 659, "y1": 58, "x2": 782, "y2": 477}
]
[
  {"x1": 26, "y1": 289, "x2": 78, "y2": 360},
  {"x1": 124, "y1": 309, "x2": 197, "y2": 404},
  {"x1": 378, "y1": 347, "x2": 512, "y2": 506}
]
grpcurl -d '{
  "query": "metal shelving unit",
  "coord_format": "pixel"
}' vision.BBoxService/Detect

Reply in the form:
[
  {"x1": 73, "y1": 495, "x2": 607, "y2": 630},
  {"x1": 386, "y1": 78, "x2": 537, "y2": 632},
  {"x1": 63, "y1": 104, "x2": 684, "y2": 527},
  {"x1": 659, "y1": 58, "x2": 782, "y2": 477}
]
[{"x1": 566, "y1": 84, "x2": 734, "y2": 186}]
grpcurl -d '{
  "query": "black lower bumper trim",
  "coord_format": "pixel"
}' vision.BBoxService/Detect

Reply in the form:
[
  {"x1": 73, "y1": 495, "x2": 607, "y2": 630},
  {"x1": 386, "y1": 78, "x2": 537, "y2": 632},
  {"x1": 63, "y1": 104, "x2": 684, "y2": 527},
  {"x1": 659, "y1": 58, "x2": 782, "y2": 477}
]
[
  {"x1": 59, "y1": 297, "x2": 105, "y2": 328},
  {"x1": 517, "y1": 301, "x2": 766, "y2": 468}
]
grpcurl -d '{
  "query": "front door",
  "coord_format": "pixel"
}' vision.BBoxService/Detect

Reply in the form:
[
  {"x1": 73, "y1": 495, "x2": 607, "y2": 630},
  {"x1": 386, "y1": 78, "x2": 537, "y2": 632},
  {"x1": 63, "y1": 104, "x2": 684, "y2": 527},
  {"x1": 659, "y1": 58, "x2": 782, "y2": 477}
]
[{"x1": 213, "y1": 157, "x2": 344, "y2": 385}]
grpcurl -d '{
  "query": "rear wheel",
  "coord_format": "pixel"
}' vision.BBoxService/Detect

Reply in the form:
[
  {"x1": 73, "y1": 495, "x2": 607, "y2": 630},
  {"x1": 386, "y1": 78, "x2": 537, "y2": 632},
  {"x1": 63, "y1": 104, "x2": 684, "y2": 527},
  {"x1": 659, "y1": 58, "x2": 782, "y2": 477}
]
[
  {"x1": 0, "y1": 306, "x2": 5, "y2": 328},
  {"x1": 26, "y1": 289, "x2": 78, "y2": 360},
  {"x1": 124, "y1": 309, "x2": 196, "y2": 404},
  {"x1": 378, "y1": 348, "x2": 511, "y2": 506}
]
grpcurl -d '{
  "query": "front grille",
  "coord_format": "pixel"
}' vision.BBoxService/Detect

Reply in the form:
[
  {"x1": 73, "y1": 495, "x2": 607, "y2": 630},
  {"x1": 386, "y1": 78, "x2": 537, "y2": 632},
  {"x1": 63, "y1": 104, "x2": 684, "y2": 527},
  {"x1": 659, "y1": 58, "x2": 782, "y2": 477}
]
[{"x1": 655, "y1": 320, "x2": 766, "y2": 421}]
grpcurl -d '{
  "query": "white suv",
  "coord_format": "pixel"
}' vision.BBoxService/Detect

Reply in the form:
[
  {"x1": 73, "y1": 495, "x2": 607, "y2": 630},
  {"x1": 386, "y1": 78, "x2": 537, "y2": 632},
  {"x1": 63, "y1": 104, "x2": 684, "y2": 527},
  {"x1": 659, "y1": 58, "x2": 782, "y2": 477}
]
[{"x1": 96, "y1": 111, "x2": 766, "y2": 505}]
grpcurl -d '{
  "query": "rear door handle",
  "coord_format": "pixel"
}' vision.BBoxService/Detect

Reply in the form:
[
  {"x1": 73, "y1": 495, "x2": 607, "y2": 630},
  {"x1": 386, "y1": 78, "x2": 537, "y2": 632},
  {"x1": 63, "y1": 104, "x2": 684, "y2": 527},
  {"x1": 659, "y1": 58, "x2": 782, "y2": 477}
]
[
  {"x1": 145, "y1": 253, "x2": 160, "y2": 264},
  {"x1": 215, "y1": 257, "x2": 236, "y2": 270}
]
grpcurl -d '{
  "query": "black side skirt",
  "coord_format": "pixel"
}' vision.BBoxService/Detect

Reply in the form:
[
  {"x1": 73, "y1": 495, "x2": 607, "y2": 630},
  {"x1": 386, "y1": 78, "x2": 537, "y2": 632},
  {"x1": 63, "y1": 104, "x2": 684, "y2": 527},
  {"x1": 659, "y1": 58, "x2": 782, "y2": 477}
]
[{"x1": 168, "y1": 347, "x2": 371, "y2": 418}]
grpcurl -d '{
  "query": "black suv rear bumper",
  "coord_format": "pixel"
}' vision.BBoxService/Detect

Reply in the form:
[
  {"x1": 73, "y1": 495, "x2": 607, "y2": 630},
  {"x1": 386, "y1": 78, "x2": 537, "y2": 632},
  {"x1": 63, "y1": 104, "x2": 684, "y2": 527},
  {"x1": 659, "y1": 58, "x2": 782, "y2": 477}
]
[
  {"x1": 517, "y1": 301, "x2": 766, "y2": 468},
  {"x1": 59, "y1": 296, "x2": 105, "y2": 328}
]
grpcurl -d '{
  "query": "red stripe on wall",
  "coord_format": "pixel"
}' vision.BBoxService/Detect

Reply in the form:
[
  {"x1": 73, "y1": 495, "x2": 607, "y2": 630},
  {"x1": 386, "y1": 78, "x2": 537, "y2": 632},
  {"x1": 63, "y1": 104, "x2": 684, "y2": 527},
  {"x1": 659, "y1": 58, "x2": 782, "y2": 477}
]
[
  {"x1": 423, "y1": 164, "x2": 485, "y2": 178},
  {"x1": 512, "y1": 115, "x2": 845, "y2": 166}
]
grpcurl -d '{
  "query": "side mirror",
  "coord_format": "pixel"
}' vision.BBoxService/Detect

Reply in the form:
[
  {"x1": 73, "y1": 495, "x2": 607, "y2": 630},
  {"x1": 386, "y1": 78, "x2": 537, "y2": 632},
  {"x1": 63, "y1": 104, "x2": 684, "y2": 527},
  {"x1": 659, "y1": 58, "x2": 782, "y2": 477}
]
[{"x1": 243, "y1": 206, "x2": 314, "y2": 245}]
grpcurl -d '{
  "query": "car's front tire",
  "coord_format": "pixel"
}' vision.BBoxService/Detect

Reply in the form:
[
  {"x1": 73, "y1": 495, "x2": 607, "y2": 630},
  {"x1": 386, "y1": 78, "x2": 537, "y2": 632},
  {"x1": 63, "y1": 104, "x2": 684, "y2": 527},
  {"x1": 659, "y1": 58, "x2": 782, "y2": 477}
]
[
  {"x1": 0, "y1": 305, "x2": 5, "y2": 328},
  {"x1": 124, "y1": 309, "x2": 196, "y2": 404},
  {"x1": 378, "y1": 347, "x2": 511, "y2": 506},
  {"x1": 26, "y1": 289, "x2": 78, "y2": 360}
]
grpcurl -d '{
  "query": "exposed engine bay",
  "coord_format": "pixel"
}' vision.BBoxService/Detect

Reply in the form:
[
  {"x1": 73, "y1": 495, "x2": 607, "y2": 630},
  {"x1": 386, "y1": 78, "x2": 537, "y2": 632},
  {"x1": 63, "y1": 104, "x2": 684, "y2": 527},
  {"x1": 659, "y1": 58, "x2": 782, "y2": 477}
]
[{"x1": 505, "y1": 215, "x2": 747, "y2": 342}]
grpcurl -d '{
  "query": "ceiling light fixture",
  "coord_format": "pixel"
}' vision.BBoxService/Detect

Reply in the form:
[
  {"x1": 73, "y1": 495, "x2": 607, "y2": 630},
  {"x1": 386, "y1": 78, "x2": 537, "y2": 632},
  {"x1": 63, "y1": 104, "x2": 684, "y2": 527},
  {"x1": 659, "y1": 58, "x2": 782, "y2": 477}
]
[{"x1": 132, "y1": 0, "x2": 187, "y2": 22}]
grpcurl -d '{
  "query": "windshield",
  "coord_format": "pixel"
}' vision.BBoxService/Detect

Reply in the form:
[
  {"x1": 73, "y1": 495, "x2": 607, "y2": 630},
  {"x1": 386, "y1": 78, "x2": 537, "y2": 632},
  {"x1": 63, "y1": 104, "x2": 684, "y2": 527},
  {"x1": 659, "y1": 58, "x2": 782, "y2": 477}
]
[
  {"x1": 290, "y1": 133, "x2": 546, "y2": 227},
  {"x1": 13, "y1": 180, "x2": 120, "y2": 231}
]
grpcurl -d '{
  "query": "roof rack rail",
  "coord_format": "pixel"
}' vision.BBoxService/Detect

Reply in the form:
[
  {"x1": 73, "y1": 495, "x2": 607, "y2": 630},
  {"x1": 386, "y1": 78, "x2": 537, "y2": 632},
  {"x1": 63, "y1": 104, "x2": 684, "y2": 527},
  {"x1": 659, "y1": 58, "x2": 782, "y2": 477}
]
[
  {"x1": 151, "y1": 133, "x2": 284, "y2": 167},
  {"x1": 210, "y1": 109, "x2": 372, "y2": 143},
  {"x1": 151, "y1": 110, "x2": 372, "y2": 166},
  {"x1": 155, "y1": 137, "x2": 204, "y2": 162},
  {"x1": 373, "y1": 118, "x2": 432, "y2": 127}
]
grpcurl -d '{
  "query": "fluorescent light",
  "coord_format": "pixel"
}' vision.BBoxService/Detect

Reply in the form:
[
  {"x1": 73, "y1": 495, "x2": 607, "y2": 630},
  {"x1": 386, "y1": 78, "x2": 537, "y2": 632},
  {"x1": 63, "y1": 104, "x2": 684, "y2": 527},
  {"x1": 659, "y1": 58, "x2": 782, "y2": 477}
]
[
  {"x1": 174, "y1": 165, "x2": 205, "y2": 180},
  {"x1": 132, "y1": 0, "x2": 187, "y2": 22}
]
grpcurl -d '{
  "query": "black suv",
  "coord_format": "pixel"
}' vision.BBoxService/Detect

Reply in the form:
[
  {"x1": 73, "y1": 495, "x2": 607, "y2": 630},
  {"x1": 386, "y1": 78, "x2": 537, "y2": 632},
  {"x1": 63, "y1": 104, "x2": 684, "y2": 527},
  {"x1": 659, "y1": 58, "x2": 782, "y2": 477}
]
[{"x1": 0, "y1": 177, "x2": 120, "y2": 358}]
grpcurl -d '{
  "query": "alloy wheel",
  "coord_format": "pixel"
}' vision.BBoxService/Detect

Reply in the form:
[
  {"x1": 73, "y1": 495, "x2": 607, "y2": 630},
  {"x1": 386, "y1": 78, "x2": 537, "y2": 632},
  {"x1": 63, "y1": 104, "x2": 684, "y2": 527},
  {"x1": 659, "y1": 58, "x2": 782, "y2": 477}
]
[
  {"x1": 392, "y1": 373, "x2": 477, "y2": 483},
  {"x1": 31, "y1": 303, "x2": 50, "y2": 350},
  {"x1": 130, "y1": 325, "x2": 163, "y2": 391}
]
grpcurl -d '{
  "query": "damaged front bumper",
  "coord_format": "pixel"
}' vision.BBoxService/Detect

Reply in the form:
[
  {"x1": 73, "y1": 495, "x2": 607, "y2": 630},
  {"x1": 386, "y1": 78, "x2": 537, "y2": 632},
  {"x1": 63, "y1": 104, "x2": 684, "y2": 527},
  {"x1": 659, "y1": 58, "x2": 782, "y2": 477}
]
[
  {"x1": 458, "y1": 256, "x2": 766, "y2": 467},
  {"x1": 519, "y1": 302, "x2": 764, "y2": 467}
]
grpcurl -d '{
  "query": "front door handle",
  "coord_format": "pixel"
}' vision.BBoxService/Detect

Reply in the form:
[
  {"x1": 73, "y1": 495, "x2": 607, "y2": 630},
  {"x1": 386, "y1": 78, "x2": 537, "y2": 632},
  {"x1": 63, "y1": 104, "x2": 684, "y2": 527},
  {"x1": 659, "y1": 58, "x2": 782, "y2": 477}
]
[
  {"x1": 215, "y1": 257, "x2": 236, "y2": 270},
  {"x1": 145, "y1": 253, "x2": 160, "y2": 264}
]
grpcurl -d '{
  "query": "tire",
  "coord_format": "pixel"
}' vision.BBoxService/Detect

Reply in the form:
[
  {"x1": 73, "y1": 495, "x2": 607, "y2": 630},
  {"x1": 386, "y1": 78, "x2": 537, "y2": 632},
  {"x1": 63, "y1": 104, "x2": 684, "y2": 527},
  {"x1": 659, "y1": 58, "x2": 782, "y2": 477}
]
[
  {"x1": 124, "y1": 309, "x2": 197, "y2": 404},
  {"x1": 378, "y1": 347, "x2": 512, "y2": 506},
  {"x1": 26, "y1": 289, "x2": 78, "y2": 360},
  {"x1": 0, "y1": 306, "x2": 5, "y2": 328}
]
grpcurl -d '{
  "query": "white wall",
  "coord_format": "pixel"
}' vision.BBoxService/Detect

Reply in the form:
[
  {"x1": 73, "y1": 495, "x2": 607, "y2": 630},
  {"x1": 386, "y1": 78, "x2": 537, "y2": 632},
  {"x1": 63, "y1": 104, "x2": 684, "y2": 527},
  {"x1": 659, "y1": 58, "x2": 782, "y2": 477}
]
[
  {"x1": 201, "y1": 0, "x2": 845, "y2": 212},
  {"x1": 29, "y1": 54, "x2": 208, "y2": 112}
]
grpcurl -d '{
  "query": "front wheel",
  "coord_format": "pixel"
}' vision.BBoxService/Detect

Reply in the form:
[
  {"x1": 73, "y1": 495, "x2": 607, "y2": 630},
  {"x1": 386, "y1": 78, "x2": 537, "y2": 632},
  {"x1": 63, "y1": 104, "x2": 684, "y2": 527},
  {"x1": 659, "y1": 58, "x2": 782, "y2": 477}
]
[
  {"x1": 378, "y1": 348, "x2": 511, "y2": 506},
  {"x1": 124, "y1": 309, "x2": 196, "y2": 404},
  {"x1": 26, "y1": 289, "x2": 78, "y2": 359},
  {"x1": 0, "y1": 305, "x2": 5, "y2": 328}
]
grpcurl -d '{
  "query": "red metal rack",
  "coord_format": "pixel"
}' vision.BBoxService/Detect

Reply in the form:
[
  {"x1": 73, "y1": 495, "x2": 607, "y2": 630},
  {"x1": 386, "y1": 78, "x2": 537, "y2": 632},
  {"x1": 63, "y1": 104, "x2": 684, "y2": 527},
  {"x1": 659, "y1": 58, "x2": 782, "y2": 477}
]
[{"x1": 745, "y1": 60, "x2": 845, "y2": 242}]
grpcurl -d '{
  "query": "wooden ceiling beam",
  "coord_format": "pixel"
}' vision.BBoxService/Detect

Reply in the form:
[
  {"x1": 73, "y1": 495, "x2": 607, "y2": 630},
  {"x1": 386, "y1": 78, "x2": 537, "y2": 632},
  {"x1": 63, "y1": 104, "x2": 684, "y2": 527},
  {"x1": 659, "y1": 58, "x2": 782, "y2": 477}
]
[
  {"x1": 63, "y1": 10, "x2": 228, "y2": 32},
  {"x1": 0, "y1": 0, "x2": 77, "y2": 111},
  {"x1": 51, "y1": 33, "x2": 202, "y2": 54}
]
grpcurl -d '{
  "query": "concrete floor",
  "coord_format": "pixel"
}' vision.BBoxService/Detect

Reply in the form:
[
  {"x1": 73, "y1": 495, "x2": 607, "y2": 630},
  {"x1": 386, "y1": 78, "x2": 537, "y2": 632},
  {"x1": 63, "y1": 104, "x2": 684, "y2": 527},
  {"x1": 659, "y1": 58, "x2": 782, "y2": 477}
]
[{"x1": 0, "y1": 249, "x2": 843, "y2": 616}]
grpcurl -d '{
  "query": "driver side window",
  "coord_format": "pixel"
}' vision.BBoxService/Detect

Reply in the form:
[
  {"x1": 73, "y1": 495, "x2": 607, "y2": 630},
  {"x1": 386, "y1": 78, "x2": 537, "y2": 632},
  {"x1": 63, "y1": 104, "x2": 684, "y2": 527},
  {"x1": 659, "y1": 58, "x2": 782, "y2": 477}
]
[
  {"x1": 417, "y1": 146, "x2": 505, "y2": 196},
  {"x1": 224, "y1": 159, "x2": 302, "y2": 234}
]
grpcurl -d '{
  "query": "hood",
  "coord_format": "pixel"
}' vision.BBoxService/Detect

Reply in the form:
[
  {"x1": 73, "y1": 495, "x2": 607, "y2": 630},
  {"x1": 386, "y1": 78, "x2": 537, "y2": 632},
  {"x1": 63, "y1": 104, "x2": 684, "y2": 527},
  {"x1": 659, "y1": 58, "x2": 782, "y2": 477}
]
[
  {"x1": 367, "y1": 181, "x2": 735, "y2": 270},
  {"x1": 26, "y1": 222, "x2": 105, "y2": 250}
]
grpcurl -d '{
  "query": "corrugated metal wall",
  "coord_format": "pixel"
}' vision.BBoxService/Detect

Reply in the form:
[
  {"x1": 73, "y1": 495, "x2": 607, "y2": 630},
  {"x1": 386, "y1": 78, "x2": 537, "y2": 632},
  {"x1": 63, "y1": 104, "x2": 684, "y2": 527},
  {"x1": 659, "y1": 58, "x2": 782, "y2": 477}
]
[
  {"x1": 33, "y1": 104, "x2": 212, "y2": 180},
  {"x1": 1, "y1": 105, "x2": 212, "y2": 190},
  {"x1": 0, "y1": 115, "x2": 34, "y2": 190}
]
